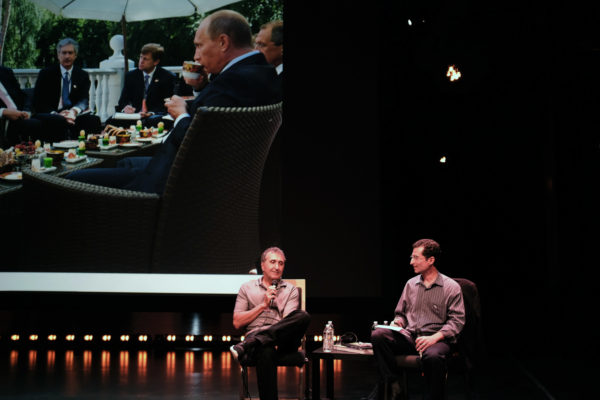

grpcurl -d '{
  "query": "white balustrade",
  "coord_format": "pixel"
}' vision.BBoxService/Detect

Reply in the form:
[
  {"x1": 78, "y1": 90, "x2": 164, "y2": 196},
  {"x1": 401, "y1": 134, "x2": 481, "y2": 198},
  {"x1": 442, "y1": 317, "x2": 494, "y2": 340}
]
[{"x1": 14, "y1": 69, "x2": 39, "y2": 89}]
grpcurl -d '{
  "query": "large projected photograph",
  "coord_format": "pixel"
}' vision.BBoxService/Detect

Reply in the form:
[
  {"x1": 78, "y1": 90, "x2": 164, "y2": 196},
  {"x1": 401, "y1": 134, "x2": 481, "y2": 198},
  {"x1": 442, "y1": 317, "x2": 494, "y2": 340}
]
[{"x1": 0, "y1": 4, "x2": 283, "y2": 280}]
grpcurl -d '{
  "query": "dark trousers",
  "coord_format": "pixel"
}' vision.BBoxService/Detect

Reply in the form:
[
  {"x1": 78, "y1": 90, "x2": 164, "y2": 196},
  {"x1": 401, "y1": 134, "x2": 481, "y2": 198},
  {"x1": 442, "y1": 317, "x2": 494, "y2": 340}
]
[
  {"x1": 371, "y1": 328, "x2": 451, "y2": 400},
  {"x1": 2, "y1": 117, "x2": 42, "y2": 147},
  {"x1": 245, "y1": 309, "x2": 310, "y2": 400},
  {"x1": 32, "y1": 113, "x2": 102, "y2": 141},
  {"x1": 66, "y1": 156, "x2": 151, "y2": 189}
]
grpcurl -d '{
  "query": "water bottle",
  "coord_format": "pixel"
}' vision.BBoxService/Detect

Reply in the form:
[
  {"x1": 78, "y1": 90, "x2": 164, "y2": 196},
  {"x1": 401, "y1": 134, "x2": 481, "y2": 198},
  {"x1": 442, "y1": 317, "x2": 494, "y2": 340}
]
[{"x1": 323, "y1": 321, "x2": 334, "y2": 352}]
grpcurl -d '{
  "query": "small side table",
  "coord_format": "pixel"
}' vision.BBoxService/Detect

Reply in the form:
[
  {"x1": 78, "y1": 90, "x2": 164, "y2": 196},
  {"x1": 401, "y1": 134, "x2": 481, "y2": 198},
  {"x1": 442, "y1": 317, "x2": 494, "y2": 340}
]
[{"x1": 310, "y1": 346, "x2": 373, "y2": 399}]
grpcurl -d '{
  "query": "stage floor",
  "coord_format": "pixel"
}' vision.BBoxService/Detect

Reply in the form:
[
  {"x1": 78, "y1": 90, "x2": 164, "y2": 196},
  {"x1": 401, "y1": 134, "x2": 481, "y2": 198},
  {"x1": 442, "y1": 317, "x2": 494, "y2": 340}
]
[{"x1": 0, "y1": 348, "x2": 566, "y2": 399}]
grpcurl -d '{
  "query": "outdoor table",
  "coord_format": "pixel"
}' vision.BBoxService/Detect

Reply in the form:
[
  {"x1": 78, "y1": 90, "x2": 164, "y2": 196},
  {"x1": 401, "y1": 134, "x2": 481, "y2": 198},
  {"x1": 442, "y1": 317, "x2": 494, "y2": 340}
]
[
  {"x1": 0, "y1": 156, "x2": 103, "y2": 196},
  {"x1": 86, "y1": 141, "x2": 161, "y2": 168}
]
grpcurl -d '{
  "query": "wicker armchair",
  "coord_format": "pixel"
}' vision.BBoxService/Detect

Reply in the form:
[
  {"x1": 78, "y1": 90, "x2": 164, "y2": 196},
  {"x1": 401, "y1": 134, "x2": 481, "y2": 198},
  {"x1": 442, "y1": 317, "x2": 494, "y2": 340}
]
[{"x1": 21, "y1": 103, "x2": 283, "y2": 273}]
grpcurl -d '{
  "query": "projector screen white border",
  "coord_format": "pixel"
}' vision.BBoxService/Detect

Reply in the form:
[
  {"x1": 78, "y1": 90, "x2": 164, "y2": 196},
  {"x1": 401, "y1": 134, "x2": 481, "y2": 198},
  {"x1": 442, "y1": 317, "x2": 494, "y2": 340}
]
[{"x1": 0, "y1": 272, "x2": 259, "y2": 295}]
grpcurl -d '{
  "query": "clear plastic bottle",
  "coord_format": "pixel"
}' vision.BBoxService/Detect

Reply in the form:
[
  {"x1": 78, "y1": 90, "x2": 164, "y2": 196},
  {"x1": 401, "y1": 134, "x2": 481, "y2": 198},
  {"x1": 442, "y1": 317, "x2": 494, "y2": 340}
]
[{"x1": 323, "y1": 321, "x2": 334, "y2": 352}]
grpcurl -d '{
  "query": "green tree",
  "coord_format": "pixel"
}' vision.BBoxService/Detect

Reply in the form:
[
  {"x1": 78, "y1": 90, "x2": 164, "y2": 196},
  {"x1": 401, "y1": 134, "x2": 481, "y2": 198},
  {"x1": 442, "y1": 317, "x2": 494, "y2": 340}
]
[
  {"x1": 230, "y1": 0, "x2": 283, "y2": 31},
  {"x1": 35, "y1": 12, "x2": 117, "y2": 68},
  {"x1": 120, "y1": 17, "x2": 198, "y2": 67},
  {"x1": 3, "y1": 0, "x2": 43, "y2": 68}
]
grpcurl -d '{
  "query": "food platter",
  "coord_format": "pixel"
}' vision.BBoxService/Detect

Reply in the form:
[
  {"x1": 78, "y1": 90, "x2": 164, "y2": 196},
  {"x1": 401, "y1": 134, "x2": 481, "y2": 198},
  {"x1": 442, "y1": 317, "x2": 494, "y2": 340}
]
[{"x1": 0, "y1": 171, "x2": 22, "y2": 181}]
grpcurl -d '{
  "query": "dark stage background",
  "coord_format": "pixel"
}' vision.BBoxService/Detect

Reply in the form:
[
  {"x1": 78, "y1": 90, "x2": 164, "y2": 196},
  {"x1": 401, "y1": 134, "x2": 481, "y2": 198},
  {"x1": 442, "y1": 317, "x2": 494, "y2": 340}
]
[{"x1": 281, "y1": 0, "x2": 599, "y2": 374}]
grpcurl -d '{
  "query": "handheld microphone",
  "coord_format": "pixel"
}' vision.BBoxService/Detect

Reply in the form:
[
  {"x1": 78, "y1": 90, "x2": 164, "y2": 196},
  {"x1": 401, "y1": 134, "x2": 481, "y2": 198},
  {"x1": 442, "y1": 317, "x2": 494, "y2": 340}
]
[{"x1": 270, "y1": 279, "x2": 280, "y2": 308}]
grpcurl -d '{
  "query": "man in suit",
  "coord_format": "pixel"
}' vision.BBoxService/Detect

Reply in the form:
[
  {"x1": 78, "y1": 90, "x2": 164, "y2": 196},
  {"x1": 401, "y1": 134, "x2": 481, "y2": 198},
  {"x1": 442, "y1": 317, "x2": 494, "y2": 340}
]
[
  {"x1": 67, "y1": 10, "x2": 282, "y2": 195},
  {"x1": 0, "y1": 66, "x2": 41, "y2": 147},
  {"x1": 255, "y1": 20, "x2": 283, "y2": 78},
  {"x1": 31, "y1": 38, "x2": 101, "y2": 141},
  {"x1": 254, "y1": 20, "x2": 283, "y2": 248},
  {"x1": 107, "y1": 43, "x2": 176, "y2": 128}
]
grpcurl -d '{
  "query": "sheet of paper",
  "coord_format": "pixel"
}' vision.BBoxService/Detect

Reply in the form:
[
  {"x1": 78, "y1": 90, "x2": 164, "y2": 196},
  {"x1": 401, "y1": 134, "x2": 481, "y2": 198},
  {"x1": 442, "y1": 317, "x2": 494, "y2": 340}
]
[
  {"x1": 374, "y1": 324, "x2": 404, "y2": 332},
  {"x1": 113, "y1": 112, "x2": 142, "y2": 120}
]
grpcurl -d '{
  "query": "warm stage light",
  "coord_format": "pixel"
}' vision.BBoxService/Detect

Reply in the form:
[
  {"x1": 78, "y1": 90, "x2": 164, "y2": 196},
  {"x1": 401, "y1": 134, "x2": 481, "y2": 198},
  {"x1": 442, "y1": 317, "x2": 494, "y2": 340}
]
[
  {"x1": 102, "y1": 335, "x2": 112, "y2": 342},
  {"x1": 446, "y1": 65, "x2": 462, "y2": 82},
  {"x1": 120, "y1": 335, "x2": 130, "y2": 342},
  {"x1": 185, "y1": 335, "x2": 194, "y2": 342},
  {"x1": 167, "y1": 335, "x2": 176, "y2": 342},
  {"x1": 221, "y1": 335, "x2": 231, "y2": 342},
  {"x1": 65, "y1": 335, "x2": 75, "y2": 341},
  {"x1": 138, "y1": 335, "x2": 148, "y2": 342},
  {"x1": 47, "y1": 335, "x2": 57, "y2": 341},
  {"x1": 11, "y1": 334, "x2": 20, "y2": 341},
  {"x1": 240, "y1": 335, "x2": 245, "y2": 341},
  {"x1": 203, "y1": 335, "x2": 213, "y2": 342},
  {"x1": 440, "y1": 156, "x2": 447, "y2": 163},
  {"x1": 29, "y1": 335, "x2": 38, "y2": 341},
  {"x1": 314, "y1": 335, "x2": 323, "y2": 342},
  {"x1": 408, "y1": 19, "x2": 412, "y2": 26},
  {"x1": 84, "y1": 335, "x2": 93, "y2": 341}
]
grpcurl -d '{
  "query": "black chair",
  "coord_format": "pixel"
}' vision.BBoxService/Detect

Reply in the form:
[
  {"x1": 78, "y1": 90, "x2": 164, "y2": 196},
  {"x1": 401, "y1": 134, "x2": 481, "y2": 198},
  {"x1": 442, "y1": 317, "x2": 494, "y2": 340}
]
[
  {"x1": 240, "y1": 344, "x2": 308, "y2": 400},
  {"x1": 239, "y1": 283, "x2": 309, "y2": 400},
  {"x1": 390, "y1": 278, "x2": 484, "y2": 400},
  {"x1": 20, "y1": 103, "x2": 282, "y2": 273}
]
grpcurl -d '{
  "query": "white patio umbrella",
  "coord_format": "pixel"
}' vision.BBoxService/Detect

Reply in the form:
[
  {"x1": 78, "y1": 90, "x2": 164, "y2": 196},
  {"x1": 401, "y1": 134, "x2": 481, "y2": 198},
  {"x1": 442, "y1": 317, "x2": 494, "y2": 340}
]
[{"x1": 30, "y1": 0, "x2": 241, "y2": 70}]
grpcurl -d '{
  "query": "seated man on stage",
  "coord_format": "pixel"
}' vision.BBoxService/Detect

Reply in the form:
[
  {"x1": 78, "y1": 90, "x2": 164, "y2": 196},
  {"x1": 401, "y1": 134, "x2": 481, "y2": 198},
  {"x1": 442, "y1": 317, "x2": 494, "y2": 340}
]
[
  {"x1": 106, "y1": 43, "x2": 176, "y2": 129},
  {"x1": 367, "y1": 239, "x2": 465, "y2": 400},
  {"x1": 0, "y1": 65, "x2": 41, "y2": 147},
  {"x1": 230, "y1": 247, "x2": 311, "y2": 400},
  {"x1": 66, "y1": 10, "x2": 281, "y2": 194},
  {"x1": 31, "y1": 38, "x2": 101, "y2": 141}
]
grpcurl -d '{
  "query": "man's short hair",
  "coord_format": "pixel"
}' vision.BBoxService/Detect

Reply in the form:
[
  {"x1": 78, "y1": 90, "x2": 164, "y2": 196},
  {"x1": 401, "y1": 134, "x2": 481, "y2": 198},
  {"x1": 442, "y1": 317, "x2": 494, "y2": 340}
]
[
  {"x1": 261, "y1": 246, "x2": 286, "y2": 263},
  {"x1": 141, "y1": 43, "x2": 165, "y2": 62},
  {"x1": 205, "y1": 10, "x2": 253, "y2": 49},
  {"x1": 261, "y1": 20, "x2": 283, "y2": 46},
  {"x1": 412, "y1": 239, "x2": 441, "y2": 263},
  {"x1": 57, "y1": 38, "x2": 79, "y2": 54}
]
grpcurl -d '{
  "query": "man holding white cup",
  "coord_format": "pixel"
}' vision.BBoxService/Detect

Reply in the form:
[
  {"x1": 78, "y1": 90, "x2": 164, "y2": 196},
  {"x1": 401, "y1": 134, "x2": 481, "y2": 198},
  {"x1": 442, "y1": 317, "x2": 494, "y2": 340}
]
[{"x1": 67, "y1": 10, "x2": 281, "y2": 195}]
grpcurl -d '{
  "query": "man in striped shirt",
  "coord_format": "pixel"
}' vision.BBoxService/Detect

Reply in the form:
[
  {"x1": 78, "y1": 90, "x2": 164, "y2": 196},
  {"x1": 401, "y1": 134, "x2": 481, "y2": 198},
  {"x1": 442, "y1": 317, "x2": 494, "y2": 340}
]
[{"x1": 368, "y1": 239, "x2": 465, "y2": 400}]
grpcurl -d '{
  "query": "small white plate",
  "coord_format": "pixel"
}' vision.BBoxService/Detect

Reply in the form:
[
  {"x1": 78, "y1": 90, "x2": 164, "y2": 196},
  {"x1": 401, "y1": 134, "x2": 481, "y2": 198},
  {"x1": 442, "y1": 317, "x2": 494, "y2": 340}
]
[
  {"x1": 135, "y1": 137, "x2": 154, "y2": 143},
  {"x1": 99, "y1": 144, "x2": 118, "y2": 150},
  {"x1": 53, "y1": 140, "x2": 80, "y2": 149},
  {"x1": 64, "y1": 155, "x2": 87, "y2": 163},
  {"x1": 119, "y1": 142, "x2": 143, "y2": 147},
  {"x1": 32, "y1": 166, "x2": 57, "y2": 173}
]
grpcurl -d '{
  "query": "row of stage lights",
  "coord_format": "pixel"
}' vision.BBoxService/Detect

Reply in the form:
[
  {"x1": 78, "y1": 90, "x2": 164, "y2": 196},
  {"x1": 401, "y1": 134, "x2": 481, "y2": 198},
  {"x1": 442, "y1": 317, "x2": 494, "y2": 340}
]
[
  {"x1": 4, "y1": 334, "x2": 238, "y2": 346},
  {"x1": 3, "y1": 333, "x2": 340, "y2": 347}
]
